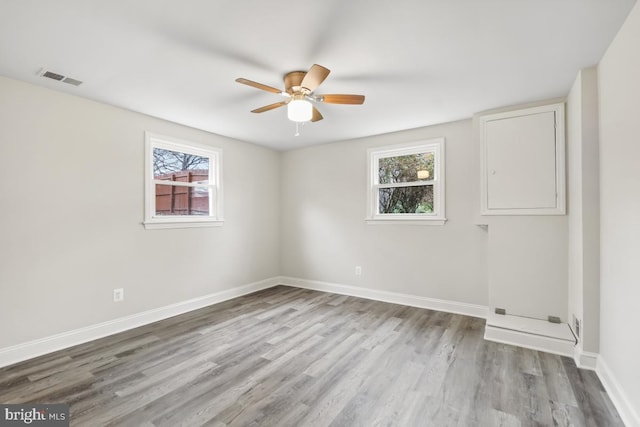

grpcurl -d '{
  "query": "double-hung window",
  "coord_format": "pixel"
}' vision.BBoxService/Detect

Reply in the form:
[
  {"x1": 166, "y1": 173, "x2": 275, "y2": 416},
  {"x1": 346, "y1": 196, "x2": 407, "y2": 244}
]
[
  {"x1": 144, "y1": 132, "x2": 223, "y2": 229},
  {"x1": 367, "y1": 138, "x2": 446, "y2": 225}
]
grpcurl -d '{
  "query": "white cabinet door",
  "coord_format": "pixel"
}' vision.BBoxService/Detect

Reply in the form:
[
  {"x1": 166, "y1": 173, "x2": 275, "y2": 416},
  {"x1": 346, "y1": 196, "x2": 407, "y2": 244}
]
[{"x1": 480, "y1": 103, "x2": 565, "y2": 215}]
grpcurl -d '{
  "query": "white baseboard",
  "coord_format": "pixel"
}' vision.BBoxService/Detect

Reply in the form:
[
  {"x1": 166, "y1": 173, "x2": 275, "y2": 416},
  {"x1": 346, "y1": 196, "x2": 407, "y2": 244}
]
[
  {"x1": 3, "y1": 275, "x2": 637, "y2": 426},
  {"x1": 483, "y1": 324, "x2": 576, "y2": 357},
  {"x1": 0, "y1": 277, "x2": 488, "y2": 369},
  {"x1": 574, "y1": 347, "x2": 599, "y2": 371},
  {"x1": 597, "y1": 356, "x2": 640, "y2": 427},
  {"x1": 0, "y1": 277, "x2": 280, "y2": 369},
  {"x1": 277, "y1": 276, "x2": 489, "y2": 319}
]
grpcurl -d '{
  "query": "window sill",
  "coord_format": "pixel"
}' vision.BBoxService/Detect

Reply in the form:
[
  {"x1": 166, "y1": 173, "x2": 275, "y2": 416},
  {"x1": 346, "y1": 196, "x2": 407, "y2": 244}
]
[
  {"x1": 365, "y1": 218, "x2": 447, "y2": 226},
  {"x1": 143, "y1": 219, "x2": 224, "y2": 230}
]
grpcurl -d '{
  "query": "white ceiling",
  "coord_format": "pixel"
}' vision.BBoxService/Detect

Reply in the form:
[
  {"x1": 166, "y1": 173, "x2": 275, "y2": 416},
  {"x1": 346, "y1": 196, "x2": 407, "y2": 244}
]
[{"x1": 0, "y1": 0, "x2": 635, "y2": 150}]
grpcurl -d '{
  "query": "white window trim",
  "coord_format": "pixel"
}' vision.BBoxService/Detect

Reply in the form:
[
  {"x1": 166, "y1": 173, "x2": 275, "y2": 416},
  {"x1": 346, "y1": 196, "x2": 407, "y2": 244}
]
[
  {"x1": 143, "y1": 132, "x2": 224, "y2": 230},
  {"x1": 366, "y1": 138, "x2": 446, "y2": 225}
]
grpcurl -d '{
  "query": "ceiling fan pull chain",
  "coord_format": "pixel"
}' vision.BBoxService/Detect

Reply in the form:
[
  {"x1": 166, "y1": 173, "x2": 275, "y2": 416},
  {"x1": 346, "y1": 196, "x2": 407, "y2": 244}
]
[{"x1": 295, "y1": 121, "x2": 300, "y2": 136}]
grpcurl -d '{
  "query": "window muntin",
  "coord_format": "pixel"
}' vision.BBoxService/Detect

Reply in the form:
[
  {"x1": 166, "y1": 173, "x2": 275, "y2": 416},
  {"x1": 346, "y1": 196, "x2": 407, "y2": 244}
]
[
  {"x1": 144, "y1": 133, "x2": 223, "y2": 229},
  {"x1": 367, "y1": 139, "x2": 445, "y2": 224}
]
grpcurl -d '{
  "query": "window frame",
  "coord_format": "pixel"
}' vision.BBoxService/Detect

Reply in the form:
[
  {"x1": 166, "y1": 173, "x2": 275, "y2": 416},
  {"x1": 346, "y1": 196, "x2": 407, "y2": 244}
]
[
  {"x1": 143, "y1": 132, "x2": 223, "y2": 230},
  {"x1": 366, "y1": 138, "x2": 446, "y2": 225}
]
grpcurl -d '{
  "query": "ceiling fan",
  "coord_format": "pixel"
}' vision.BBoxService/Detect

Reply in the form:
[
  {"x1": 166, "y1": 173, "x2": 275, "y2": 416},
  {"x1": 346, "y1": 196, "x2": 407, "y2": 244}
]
[{"x1": 235, "y1": 64, "x2": 365, "y2": 123}]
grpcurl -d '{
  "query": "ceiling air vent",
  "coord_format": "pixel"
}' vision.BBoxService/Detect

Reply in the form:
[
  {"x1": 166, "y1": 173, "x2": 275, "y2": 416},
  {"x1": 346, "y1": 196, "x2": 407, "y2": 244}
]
[
  {"x1": 62, "y1": 77, "x2": 82, "y2": 86},
  {"x1": 42, "y1": 71, "x2": 64, "y2": 81},
  {"x1": 38, "y1": 69, "x2": 83, "y2": 86}
]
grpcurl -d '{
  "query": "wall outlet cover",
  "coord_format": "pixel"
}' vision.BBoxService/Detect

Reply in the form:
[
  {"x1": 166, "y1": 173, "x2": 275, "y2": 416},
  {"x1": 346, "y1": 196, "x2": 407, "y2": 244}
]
[{"x1": 113, "y1": 288, "x2": 124, "y2": 302}]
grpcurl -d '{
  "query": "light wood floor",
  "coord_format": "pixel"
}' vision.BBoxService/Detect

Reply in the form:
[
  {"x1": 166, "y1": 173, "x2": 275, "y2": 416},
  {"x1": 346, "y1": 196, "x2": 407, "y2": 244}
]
[{"x1": 0, "y1": 286, "x2": 623, "y2": 426}]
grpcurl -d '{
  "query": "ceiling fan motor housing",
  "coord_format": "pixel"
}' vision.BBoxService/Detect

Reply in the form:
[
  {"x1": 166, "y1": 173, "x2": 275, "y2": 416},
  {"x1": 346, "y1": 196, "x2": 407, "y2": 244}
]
[{"x1": 284, "y1": 71, "x2": 307, "y2": 94}]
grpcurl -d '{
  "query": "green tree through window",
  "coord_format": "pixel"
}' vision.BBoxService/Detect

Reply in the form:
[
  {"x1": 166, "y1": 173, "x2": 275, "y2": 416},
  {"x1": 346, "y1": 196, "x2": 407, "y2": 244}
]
[{"x1": 378, "y1": 152, "x2": 434, "y2": 214}]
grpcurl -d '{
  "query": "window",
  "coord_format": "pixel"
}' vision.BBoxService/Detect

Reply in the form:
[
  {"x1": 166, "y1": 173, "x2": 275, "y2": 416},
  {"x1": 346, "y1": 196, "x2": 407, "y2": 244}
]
[
  {"x1": 367, "y1": 138, "x2": 446, "y2": 225},
  {"x1": 144, "y1": 132, "x2": 223, "y2": 229}
]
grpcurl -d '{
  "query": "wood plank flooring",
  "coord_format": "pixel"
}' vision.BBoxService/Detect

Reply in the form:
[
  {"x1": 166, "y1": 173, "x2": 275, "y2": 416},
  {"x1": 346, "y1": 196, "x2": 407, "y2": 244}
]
[{"x1": 0, "y1": 286, "x2": 623, "y2": 426}]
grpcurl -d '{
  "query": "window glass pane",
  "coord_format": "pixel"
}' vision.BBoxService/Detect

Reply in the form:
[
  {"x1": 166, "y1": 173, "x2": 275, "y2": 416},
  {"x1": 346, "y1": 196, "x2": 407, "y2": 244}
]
[
  {"x1": 378, "y1": 152, "x2": 434, "y2": 184},
  {"x1": 153, "y1": 148, "x2": 210, "y2": 179},
  {"x1": 155, "y1": 172, "x2": 209, "y2": 186},
  {"x1": 155, "y1": 184, "x2": 210, "y2": 216},
  {"x1": 378, "y1": 185, "x2": 433, "y2": 214}
]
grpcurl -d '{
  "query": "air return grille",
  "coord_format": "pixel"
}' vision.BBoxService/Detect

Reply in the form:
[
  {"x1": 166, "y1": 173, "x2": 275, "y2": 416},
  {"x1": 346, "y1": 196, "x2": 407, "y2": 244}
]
[
  {"x1": 61, "y1": 77, "x2": 82, "y2": 86},
  {"x1": 42, "y1": 71, "x2": 64, "y2": 81},
  {"x1": 39, "y1": 69, "x2": 83, "y2": 86}
]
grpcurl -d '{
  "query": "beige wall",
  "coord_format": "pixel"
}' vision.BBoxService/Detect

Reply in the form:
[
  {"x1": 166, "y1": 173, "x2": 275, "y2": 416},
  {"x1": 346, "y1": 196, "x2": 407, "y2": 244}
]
[
  {"x1": 280, "y1": 119, "x2": 489, "y2": 305},
  {"x1": 0, "y1": 76, "x2": 280, "y2": 349},
  {"x1": 598, "y1": 0, "x2": 640, "y2": 421}
]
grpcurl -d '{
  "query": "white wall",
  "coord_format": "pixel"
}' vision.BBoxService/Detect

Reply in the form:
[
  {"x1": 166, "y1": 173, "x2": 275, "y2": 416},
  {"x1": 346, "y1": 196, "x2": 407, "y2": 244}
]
[
  {"x1": 0, "y1": 76, "x2": 280, "y2": 349},
  {"x1": 567, "y1": 67, "x2": 600, "y2": 353},
  {"x1": 567, "y1": 71, "x2": 584, "y2": 345},
  {"x1": 598, "y1": 0, "x2": 640, "y2": 423},
  {"x1": 280, "y1": 120, "x2": 488, "y2": 305}
]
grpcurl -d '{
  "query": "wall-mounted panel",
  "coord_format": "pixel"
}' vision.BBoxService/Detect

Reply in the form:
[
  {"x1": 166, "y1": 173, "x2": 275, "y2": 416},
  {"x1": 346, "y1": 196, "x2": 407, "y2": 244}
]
[{"x1": 480, "y1": 103, "x2": 566, "y2": 215}]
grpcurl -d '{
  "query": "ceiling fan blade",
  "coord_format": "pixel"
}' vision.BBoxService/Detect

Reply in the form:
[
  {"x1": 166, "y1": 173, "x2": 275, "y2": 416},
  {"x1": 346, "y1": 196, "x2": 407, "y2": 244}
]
[
  {"x1": 311, "y1": 106, "x2": 323, "y2": 122},
  {"x1": 319, "y1": 94, "x2": 365, "y2": 105},
  {"x1": 251, "y1": 101, "x2": 287, "y2": 113},
  {"x1": 235, "y1": 78, "x2": 283, "y2": 94},
  {"x1": 300, "y1": 64, "x2": 330, "y2": 93}
]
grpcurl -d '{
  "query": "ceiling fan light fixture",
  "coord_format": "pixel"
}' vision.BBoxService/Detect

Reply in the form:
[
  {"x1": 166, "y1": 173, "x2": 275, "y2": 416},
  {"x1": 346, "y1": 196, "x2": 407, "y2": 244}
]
[
  {"x1": 417, "y1": 170, "x2": 430, "y2": 179},
  {"x1": 236, "y1": 64, "x2": 365, "y2": 126},
  {"x1": 287, "y1": 99, "x2": 312, "y2": 122}
]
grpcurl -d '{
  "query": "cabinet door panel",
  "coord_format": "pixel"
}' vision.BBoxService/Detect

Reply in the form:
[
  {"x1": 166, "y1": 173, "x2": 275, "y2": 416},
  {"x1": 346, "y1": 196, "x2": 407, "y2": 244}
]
[{"x1": 486, "y1": 111, "x2": 557, "y2": 210}]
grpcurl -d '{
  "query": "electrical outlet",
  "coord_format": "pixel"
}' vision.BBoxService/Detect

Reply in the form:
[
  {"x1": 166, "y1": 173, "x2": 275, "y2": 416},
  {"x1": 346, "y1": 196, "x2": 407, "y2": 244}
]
[
  {"x1": 113, "y1": 288, "x2": 124, "y2": 302},
  {"x1": 355, "y1": 266, "x2": 362, "y2": 276}
]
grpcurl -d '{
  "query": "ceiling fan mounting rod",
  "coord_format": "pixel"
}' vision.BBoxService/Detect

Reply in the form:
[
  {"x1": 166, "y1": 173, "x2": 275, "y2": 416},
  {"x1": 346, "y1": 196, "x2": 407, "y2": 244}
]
[{"x1": 291, "y1": 92, "x2": 307, "y2": 101}]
